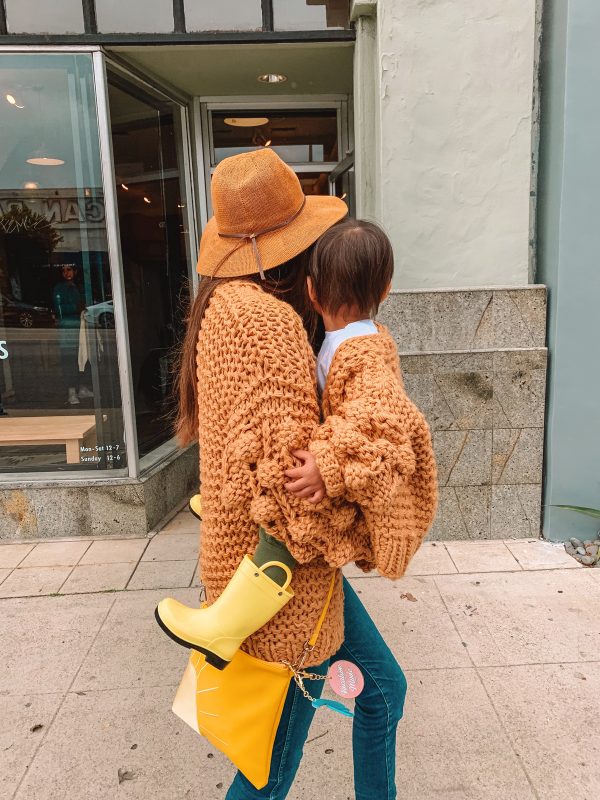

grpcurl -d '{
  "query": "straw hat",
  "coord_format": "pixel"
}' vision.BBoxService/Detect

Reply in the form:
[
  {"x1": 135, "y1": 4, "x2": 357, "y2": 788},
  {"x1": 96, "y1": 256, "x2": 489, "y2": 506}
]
[{"x1": 196, "y1": 148, "x2": 348, "y2": 278}]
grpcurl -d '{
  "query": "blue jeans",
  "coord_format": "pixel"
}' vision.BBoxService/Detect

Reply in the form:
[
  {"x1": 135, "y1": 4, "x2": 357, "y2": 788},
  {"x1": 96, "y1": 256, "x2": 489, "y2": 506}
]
[{"x1": 226, "y1": 577, "x2": 407, "y2": 800}]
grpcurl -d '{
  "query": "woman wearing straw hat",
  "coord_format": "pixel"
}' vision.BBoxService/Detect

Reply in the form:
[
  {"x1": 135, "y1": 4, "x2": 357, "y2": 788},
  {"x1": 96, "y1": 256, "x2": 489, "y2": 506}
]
[{"x1": 173, "y1": 148, "x2": 407, "y2": 799}]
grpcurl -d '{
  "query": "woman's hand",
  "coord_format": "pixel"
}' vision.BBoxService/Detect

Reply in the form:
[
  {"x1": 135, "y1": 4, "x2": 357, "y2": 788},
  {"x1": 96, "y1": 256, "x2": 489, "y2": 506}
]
[{"x1": 284, "y1": 450, "x2": 326, "y2": 504}]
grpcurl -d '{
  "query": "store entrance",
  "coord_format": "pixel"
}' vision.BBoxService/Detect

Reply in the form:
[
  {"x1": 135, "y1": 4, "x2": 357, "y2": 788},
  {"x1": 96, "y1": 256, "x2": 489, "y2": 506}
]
[{"x1": 201, "y1": 104, "x2": 353, "y2": 214}]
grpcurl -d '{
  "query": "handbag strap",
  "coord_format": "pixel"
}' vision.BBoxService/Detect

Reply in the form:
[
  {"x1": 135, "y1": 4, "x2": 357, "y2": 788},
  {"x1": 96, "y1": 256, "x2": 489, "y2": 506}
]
[{"x1": 307, "y1": 570, "x2": 337, "y2": 648}]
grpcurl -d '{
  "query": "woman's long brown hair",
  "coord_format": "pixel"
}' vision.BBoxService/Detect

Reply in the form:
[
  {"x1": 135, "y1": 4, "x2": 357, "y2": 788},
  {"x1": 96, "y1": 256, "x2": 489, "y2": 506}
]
[{"x1": 175, "y1": 248, "x2": 318, "y2": 445}]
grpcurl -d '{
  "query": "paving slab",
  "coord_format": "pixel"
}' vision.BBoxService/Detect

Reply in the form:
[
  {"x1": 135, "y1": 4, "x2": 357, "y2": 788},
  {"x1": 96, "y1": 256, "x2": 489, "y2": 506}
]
[
  {"x1": 0, "y1": 543, "x2": 35, "y2": 569},
  {"x1": 436, "y1": 568, "x2": 600, "y2": 666},
  {"x1": 395, "y1": 668, "x2": 536, "y2": 800},
  {"x1": 344, "y1": 543, "x2": 459, "y2": 580},
  {"x1": 0, "y1": 693, "x2": 64, "y2": 799},
  {"x1": 127, "y1": 559, "x2": 197, "y2": 590},
  {"x1": 13, "y1": 686, "x2": 234, "y2": 800},
  {"x1": 0, "y1": 593, "x2": 114, "y2": 695},
  {"x1": 504, "y1": 539, "x2": 582, "y2": 569},
  {"x1": 405, "y1": 542, "x2": 457, "y2": 575},
  {"x1": 141, "y1": 532, "x2": 200, "y2": 562},
  {"x1": 0, "y1": 566, "x2": 72, "y2": 598},
  {"x1": 480, "y1": 662, "x2": 600, "y2": 800},
  {"x1": 60, "y1": 562, "x2": 135, "y2": 594},
  {"x1": 79, "y1": 538, "x2": 147, "y2": 565},
  {"x1": 348, "y1": 576, "x2": 471, "y2": 670},
  {"x1": 159, "y1": 510, "x2": 200, "y2": 533},
  {"x1": 0, "y1": 567, "x2": 10, "y2": 585},
  {"x1": 72, "y1": 588, "x2": 197, "y2": 692},
  {"x1": 190, "y1": 564, "x2": 202, "y2": 588},
  {"x1": 291, "y1": 667, "x2": 536, "y2": 800},
  {"x1": 445, "y1": 540, "x2": 521, "y2": 572},
  {"x1": 20, "y1": 540, "x2": 91, "y2": 568}
]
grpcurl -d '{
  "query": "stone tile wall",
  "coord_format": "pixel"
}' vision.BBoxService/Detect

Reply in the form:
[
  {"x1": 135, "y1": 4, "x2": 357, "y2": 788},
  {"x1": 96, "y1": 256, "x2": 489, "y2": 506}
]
[
  {"x1": 0, "y1": 445, "x2": 198, "y2": 540},
  {"x1": 379, "y1": 287, "x2": 547, "y2": 540},
  {"x1": 0, "y1": 287, "x2": 546, "y2": 541}
]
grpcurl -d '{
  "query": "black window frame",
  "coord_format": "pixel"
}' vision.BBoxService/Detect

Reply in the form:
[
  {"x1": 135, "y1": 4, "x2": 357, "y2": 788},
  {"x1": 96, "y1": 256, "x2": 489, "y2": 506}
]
[{"x1": 0, "y1": 1, "x2": 354, "y2": 40}]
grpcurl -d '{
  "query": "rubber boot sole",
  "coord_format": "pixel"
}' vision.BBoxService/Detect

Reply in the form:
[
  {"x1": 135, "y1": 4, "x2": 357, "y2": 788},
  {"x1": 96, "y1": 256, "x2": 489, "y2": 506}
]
[{"x1": 154, "y1": 606, "x2": 229, "y2": 670}]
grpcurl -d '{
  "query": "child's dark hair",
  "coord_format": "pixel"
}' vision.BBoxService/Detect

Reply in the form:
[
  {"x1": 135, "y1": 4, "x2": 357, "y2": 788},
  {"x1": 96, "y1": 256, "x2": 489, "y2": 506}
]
[{"x1": 308, "y1": 219, "x2": 394, "y2": 317}]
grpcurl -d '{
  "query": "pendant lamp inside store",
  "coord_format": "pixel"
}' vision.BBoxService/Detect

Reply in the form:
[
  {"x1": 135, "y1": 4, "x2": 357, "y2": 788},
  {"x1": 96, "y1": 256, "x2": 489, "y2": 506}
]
[
  {"x1": 26, "y1": 88, "x2": 65, "y2": 166},
  {"x1": 26, "y1": 149, "x2": 65, "y2": 167},
  {"x1": 224, "y1": 117, "x2": 269, "y2": 127}
]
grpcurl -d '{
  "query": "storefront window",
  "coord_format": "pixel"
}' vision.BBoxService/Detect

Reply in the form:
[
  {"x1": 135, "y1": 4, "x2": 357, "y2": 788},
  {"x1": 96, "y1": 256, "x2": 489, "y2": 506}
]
[
  {"x1": 211, "y1": 110, "x2": 339, "y2": 166},
  {"x1": 0, "y1": 54, "x2": 126, "y2": 473},
  {"x1": 108, "y1": 72, "x2": 192, "y2": 458},
  {"x1": 5, "y1": 0, "x2": 85, "y2": 34},
  {"x1": 185, "y1": 0, "x2": 262, "y2": 32},
  {"x1": 273, "y1": 0, "x2": 351, "y2": 31},
  {"x1": 96, "y1": 1, "x2": 174, "y2": 33}
]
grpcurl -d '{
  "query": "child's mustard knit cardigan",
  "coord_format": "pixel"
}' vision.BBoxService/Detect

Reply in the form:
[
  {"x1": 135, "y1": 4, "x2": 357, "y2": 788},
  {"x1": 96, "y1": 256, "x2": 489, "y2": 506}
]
[{"x1": 310, "y1": 326, "x2": 438, "y2": 579}]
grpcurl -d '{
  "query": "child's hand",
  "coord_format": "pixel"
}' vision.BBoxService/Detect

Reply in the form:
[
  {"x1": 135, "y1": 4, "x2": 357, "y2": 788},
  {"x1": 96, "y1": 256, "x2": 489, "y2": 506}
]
[{"x1": 284, "y1": 450, "x2": 326, "y2": 504}]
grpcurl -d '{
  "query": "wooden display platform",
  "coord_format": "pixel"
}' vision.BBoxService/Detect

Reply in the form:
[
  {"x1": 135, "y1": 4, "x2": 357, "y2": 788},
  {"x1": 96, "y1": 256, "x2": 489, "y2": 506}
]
[{"x1": 0, "y1": 415, "x2": 97, "y2": 464}]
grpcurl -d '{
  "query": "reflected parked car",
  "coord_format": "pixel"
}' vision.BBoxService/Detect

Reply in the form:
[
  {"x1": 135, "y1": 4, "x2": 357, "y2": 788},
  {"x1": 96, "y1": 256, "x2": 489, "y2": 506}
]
[
  {"x1": 84, "y1": 300, "x2": 115, "y2": 329},
  {"x1": 0, "y1": 296, "x2": 54, "y2": 328}
]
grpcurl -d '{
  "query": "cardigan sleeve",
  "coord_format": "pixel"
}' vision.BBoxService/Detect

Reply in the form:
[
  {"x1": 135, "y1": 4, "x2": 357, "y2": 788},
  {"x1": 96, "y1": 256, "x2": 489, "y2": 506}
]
[
  {"x1": 217, "y1": 288, "x2": 367, "y2": 567},
  {"x1": 309, "y1": 352, "x2": 421, "y2": 511}
]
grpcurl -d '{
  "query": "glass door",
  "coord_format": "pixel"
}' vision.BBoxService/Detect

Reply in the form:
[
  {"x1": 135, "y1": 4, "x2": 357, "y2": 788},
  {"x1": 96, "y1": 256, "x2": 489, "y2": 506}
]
[
  {"x1": 107, "y1": 69, "x2": 194, "y2": 458},
  {"x1": 204, "y1": 105, "x2": 350, "y2": 207}
]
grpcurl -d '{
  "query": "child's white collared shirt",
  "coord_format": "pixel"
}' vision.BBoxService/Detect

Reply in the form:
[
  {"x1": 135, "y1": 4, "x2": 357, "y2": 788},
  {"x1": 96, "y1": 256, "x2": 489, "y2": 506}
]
[{"x1": 316, "y1": 320, "x2": 378, "y2": 392}]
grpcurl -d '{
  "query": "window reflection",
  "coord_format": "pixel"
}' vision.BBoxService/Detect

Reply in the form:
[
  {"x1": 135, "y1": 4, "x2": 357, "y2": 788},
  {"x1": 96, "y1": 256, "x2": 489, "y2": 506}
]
[
  {"x1": 5, "y1": 0, "x2": 84, "y2": 34},
  {"x1": 185, "y1": 0, "x2": 262, "y2": 31},
  {"x1": 0, "y1": 54, "x2": 125, "y2": 472},
  {"x1": 211, "y1": 110, "x2": 338, "y2": 166},
  {"x1": 108, "y1": 74, "x2": 192, "y2": 457},
  {"x1": 273, "y1": 0, "x2": 350, "y2": 31},
  {"x1": 96, "y1": 0, "x2": 174, "y2": 33}
]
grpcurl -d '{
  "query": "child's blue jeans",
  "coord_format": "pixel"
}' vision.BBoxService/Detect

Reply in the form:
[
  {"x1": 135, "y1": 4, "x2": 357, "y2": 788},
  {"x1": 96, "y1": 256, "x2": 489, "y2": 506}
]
[{"x1": 225, "y1": 577, "x2": 407, "y2": 800}]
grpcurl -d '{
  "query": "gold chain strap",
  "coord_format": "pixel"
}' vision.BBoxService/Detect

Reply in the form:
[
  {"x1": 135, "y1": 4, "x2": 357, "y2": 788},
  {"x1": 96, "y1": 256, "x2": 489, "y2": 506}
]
[{"x1": 281, "y1": 657, "x2": 327, "y2": 705}]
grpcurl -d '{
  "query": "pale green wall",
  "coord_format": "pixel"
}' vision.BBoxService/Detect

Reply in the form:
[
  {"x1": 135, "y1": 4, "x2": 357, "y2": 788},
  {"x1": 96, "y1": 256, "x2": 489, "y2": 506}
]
[
  {"x1": 353, "y1": 0, "x2": 537, "y2": 290},
  {"x1": 538, "y1": 0, "x2": 600, "y2": 540}
]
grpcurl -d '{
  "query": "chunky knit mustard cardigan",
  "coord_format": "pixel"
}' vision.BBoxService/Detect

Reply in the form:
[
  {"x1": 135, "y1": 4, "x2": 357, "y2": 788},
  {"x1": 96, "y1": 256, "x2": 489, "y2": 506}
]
[
  {"x1": 310, "y1": 326, "x2": 438, "y2": 579},
  {"x1": 197, "y1": 281, "x2": 371, "y2": 666}
]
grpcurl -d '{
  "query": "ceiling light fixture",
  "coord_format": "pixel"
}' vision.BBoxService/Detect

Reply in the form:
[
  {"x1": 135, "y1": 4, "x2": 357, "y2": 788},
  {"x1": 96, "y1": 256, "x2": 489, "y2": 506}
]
[
  {"x1": 25, "y1": 89, "x2": 65, "y2": 167},
  {"x1": 22, "y1": 180, "x2": 40, "y2": 190},
  {"x1": 26, "y1": 154, "x2": 65, "y2": 166},
  {"x1": 6, "y1": 93, "x2": 24, "y2": 109},
  {"x1": 263, "y1": 140, "x2": 272, "y2": 147},
  {"x1": 224, "y1": 117, "x2": 269, "y2": 127},
  {"x1": 257, "y1": 73, "x2": 287, "y2": 84},
  {"x1": 143, "y1": 196, "x2": 151, "y2": 204},
  {"x1": 121, "y1": 183, "x2": 129, "y2": 191}
]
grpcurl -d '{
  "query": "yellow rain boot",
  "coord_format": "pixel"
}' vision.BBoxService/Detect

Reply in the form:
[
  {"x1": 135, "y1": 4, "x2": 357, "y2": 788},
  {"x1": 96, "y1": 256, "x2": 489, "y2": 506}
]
[
  {"x1": 189, "y1": 494, "x2": 202, "y2": 520},
  {"x1": 154, "y1": 556, "x2": 293, "y2": 670}
]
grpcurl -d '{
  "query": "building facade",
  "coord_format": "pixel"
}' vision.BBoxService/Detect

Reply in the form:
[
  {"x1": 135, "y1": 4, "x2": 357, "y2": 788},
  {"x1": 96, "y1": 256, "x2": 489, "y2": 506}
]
[{"x1": 0, "y1": 1, "x2": 547, "y2": 541}]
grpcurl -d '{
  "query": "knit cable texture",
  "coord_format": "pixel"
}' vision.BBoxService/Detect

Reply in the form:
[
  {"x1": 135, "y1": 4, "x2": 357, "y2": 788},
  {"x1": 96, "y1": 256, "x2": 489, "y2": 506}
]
[
  {"x1": 196, "y1": 281, "x2": 372, "y2": 666},
  {"x1": 310, "y1": 326, "x2": 438, "y2": 579}
]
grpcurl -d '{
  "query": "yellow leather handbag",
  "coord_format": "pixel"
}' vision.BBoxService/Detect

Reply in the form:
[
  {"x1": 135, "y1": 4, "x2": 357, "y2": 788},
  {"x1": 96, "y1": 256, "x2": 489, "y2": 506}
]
[{"x1": 172, "y1": 571, "x2": 337, "y2": 790}]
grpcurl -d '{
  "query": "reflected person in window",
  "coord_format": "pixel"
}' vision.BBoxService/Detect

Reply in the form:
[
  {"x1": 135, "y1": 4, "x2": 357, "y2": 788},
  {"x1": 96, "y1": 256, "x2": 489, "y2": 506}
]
[{"x1": 51, "y1": 264, "x2": 92, "y2": 405}]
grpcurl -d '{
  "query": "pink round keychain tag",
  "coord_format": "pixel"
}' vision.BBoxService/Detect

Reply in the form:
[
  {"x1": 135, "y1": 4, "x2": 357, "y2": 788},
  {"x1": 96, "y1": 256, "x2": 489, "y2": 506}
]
[{"x1": 327, "y1": 660, "x2": 364, "y2": 699}]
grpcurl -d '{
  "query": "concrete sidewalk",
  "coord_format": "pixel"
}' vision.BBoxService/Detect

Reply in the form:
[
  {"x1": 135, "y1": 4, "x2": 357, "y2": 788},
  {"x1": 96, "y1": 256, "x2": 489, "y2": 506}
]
[{"x1": 1, "y1": 513, "x2": 599, "y2": 800}]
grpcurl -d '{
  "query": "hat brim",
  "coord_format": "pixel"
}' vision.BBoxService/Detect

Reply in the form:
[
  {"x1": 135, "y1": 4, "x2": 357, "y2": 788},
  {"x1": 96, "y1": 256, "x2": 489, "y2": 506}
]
[{"x1": 196, "y1": 195, "x2": 348, "y2": 278}]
